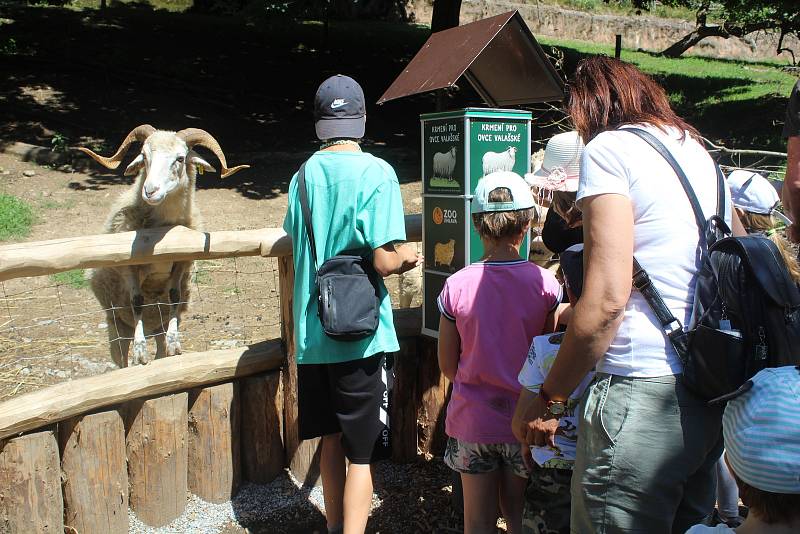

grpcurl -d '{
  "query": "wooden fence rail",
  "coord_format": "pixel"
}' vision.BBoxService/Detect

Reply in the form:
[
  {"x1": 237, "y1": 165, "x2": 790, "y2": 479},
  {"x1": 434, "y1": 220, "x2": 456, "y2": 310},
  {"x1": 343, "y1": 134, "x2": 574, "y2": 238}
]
[
  {"x1": 0, "y1": 341, "x2": 283, "y2": 441},
  {"x1": 0, "y1": 214, "x2": 422, "y2": 282},
  {"x1": 0, "y1": 214, "x2": 450, "y2": 533}
]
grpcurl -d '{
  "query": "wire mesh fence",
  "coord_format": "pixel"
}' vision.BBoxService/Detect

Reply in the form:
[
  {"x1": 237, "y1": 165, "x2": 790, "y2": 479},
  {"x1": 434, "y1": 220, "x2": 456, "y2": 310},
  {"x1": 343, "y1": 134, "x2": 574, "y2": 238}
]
[
  {"x1": 0, "y1": 249, "x2": 423, "y2": 401},
  {"x1": 0, "y1": 255, "x2": 285, "y2": 400}
]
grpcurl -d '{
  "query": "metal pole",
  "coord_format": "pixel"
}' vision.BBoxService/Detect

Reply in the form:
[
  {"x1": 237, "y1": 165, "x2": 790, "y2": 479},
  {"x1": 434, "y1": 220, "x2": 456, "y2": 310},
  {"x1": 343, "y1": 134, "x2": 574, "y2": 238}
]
[{"x1": 615, "y1": 34, "x2": 622, "y2": 59}]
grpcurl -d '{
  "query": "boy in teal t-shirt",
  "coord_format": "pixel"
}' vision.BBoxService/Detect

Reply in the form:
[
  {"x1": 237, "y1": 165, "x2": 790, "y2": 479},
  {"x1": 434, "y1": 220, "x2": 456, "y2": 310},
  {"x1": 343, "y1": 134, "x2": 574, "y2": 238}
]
[{"x1": 281, "y1": 74, "x2": 420, "y2": 534}]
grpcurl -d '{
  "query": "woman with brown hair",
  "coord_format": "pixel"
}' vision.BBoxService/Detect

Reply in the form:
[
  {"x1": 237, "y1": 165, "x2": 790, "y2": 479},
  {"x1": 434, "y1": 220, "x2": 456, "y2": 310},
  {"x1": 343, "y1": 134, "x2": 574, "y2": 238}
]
[{"x1": 512, "y1": 56, "x2": 745, "y2": 533}]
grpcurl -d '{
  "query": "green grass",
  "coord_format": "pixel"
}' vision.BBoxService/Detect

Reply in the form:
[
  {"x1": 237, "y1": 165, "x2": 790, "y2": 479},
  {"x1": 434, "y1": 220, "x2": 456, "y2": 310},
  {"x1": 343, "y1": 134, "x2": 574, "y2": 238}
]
[
  {"x1": 192, "y1": 260, "x2": 213, "y2": 286},
  {"x1": 538, "y1": 37, "x2": 798, "y2": 151},
  {"x1": 38, "y1": 197, "x2": 76, "y2": 210},
  {"x1": 49, "y1": 269, "x2": 88, "y2": 289},
  {"x1": 0, "y1": 194, "x2": 35, "y2": 241},
  {"x1": 68, "y1": 0, "x2": 192, "y2": 12}
]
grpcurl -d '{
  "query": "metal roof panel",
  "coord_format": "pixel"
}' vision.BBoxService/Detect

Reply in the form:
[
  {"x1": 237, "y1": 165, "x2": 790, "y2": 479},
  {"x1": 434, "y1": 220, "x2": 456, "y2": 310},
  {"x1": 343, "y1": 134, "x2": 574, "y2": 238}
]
[{"x1": 378, "y1": 10, "x2": 564, "y2": 106}]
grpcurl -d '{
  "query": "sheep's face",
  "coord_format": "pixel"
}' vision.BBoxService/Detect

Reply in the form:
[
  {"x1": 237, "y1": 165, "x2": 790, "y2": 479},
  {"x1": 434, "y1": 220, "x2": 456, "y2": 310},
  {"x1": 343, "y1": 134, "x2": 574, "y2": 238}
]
[{"x1": 125, "y1": 132, "x2": 213, "y2": 206}]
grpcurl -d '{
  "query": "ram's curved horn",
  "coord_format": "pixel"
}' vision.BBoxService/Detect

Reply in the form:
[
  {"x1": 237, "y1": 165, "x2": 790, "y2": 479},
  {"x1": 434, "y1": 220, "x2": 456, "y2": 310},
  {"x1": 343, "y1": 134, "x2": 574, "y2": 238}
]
[
  {"x1": 176, "y1": 128, "x2": 249, "y2": 178},
  {"x1": 75, "y1": 124, "x2": 155, "y2": 170}
]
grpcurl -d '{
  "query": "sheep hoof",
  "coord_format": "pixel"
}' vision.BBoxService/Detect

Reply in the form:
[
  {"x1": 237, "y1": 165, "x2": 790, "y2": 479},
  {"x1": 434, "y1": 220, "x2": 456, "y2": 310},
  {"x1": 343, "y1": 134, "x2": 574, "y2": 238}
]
[
  {"x1": 166, "y1": 333, "x2": 182, "y2": 356},
  {"x1": 132, "y1": 339, "x2": 148, "y2": 365}
]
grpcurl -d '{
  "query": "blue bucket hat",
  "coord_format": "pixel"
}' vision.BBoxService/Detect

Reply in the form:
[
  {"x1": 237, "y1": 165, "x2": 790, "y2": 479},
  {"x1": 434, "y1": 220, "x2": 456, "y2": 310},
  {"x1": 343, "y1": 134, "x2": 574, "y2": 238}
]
[{"x1": 723, "y1": 366, "x2": 800, "y2": 494}]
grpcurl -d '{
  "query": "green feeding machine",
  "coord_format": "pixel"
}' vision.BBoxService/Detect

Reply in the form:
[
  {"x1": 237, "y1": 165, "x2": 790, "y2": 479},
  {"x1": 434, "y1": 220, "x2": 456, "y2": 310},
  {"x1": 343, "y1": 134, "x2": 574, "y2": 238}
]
[{"x1": 378, "y1": 10, "x2": 564, "y2": 337}]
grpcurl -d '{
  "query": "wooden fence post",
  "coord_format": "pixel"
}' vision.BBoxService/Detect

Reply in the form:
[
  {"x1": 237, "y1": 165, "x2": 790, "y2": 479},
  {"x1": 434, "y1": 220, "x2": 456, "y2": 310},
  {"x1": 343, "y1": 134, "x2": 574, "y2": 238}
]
[
  {"x1": 391, "y1": 336, "x2": 420, "y2": 463},
  {"x1": 0, "y1": 430, "x2": 64, "y2": 533},
  {"x1": 60, "y1": 410, "x2": 128, "y2": 534},
  {"x1": 188, "y1": 382, "x2": 241, "y2": 503},
  {"x1": 241, "y1": 371, "x2": 284, "y2": 483},
  {"x1": 418, "y1": 337, "x2": 450, "y2": 456},
  {"x1": 279, "y1": 255, "x2": 322, "y2": 486},
  {"x1": 126, "y1": 393, "x2": 188, "y2": 527}
]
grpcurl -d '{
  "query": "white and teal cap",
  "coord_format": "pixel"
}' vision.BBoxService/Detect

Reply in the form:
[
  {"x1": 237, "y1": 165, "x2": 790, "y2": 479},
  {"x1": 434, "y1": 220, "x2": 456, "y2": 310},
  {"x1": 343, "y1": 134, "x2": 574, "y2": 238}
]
[
  {"x1": 723, "y1": 365, "x2": 800, "y2": 494},
  {"x1": 471, "y1": 171, "x2": 536, "y2": 215}
]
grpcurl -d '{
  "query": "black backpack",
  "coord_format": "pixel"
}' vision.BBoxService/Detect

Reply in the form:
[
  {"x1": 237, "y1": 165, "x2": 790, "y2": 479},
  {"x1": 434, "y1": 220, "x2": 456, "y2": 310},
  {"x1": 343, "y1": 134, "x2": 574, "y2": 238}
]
[
  {"x1": 686, "y1": 235, "x2": 800, "y2": 400},
  {"x1": 625, "y1": 128, "x2": 800, "y2": 401}
]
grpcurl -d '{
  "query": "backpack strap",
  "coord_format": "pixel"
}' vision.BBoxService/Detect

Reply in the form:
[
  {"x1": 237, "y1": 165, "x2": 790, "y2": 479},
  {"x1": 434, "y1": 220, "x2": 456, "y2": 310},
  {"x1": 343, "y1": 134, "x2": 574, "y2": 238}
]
[
  {"x1": 710, "y1": 235, "x2": 800, "y2": 308},
  {"x1": 633, "y1": 257, "x2": 687, "y2": 358},
  {"x1": 622, "y1": 127, "x2": 711, "y2": 237},
  {"x1": 296, "y1": 162, "x2": 319, "y2": 272}
]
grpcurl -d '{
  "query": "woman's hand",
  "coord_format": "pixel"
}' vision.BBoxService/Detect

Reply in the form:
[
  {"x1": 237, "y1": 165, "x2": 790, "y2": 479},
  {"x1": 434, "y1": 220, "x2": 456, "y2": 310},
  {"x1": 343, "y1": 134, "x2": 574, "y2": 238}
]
[
  {"x1": 512, "y1": 388, "x2": 560, "y2": 448},
  {"x1": 525, "y1": 412, "x2": 561, "y2": 449}
]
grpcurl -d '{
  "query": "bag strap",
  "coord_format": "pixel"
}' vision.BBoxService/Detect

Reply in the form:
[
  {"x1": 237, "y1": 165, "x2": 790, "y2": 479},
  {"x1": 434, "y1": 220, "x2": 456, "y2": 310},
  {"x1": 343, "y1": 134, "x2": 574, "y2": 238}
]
[
  {"x1": 296, "y1": 163, "x2": 319, "y2": 272},
  {"x1": 632, "y1": 257, "x2": 686, "y2": 351},
  {"x1": 711, "y1": 235, "x2": 800, "y2": 308},
  {"x1": 621, "y1": 127, "x2": 725, "y2": 360},
  {"x1": 622, "y1": 127, "x2": 721, "y2": 234}
]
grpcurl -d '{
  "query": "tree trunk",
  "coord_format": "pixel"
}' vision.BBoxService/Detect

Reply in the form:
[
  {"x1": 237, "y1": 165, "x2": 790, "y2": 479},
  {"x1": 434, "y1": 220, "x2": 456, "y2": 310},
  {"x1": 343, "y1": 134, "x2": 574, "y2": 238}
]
[
  {"x1": 661, "y1": 23, "x2": 728, "y2": 58},
  {"x1": 431, "y1": 0, "x2": 462, "y2": 33}
]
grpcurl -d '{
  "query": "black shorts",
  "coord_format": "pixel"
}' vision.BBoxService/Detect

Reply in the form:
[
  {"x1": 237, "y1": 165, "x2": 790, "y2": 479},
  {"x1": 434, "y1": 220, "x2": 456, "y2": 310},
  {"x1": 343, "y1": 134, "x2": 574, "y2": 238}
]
[{"x1": 297, "y1": 353, "x2": 392, "y2": 464}]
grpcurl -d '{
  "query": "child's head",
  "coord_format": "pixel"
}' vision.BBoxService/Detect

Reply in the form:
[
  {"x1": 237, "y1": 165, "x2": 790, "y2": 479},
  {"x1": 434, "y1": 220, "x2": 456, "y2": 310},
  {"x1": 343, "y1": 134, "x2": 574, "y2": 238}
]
[
  {"x1": 727, "y1": 169, "x2": 800, "y2": 283},
  {"x1": 526, "y1": 131, "x2": 584, "y2": 227},
  {"x1": 471, "y1": 171, "x2": 537, "y2": 242},
  {"x1": 723, "y1": 366, "x2": 800, "y2": 525},
  {"x1": 559, "y1": 244, "x2": 584, "y2": 305},
  {"x1": 551, "y1": 190, "x2": 582, "y2": 228}
]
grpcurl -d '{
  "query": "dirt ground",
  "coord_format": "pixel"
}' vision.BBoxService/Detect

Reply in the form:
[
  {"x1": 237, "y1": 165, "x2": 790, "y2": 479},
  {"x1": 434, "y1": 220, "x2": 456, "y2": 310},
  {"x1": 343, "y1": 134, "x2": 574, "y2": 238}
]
[{"x1": 0, "y1": 5, "x2": 445, "y2": 399}]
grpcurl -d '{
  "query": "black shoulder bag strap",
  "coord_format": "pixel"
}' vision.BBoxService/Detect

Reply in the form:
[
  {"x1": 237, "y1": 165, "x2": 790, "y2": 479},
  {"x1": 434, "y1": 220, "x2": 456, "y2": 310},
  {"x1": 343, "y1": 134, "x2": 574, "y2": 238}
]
[
  {"x1": 296, "y1": 162, "x2": 319, "y2": 273},
  {"x1": 622, "y1": 127, "x2": 725, "y2": 360}
]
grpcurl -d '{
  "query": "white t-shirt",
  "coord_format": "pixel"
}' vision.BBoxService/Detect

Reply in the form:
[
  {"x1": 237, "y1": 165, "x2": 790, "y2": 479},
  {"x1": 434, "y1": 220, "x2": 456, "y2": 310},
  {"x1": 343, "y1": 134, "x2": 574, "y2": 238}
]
[
  {"x1": 518, "y1": 332, "x2": 595, "y2": 469},
  {"x1": 684, "y1": 525, "x2": 735, "y2": 534},
  {"x1": 577, "y1": 124, "x2": 732, "y2": 378}
]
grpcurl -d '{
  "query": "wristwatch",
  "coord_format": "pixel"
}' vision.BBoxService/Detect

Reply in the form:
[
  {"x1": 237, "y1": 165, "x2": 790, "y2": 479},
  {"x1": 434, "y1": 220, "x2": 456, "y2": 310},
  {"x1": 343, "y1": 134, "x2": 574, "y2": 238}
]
[{"x1": 540, "y1": 387, "x2": 566, "y2": 418}]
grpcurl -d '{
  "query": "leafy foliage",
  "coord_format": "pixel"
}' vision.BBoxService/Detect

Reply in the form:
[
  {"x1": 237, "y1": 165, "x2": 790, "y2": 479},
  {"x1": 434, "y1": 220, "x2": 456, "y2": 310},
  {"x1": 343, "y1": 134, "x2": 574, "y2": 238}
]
[{"x1": 656, "y1": 1, "x2": 800, "y2": 59}]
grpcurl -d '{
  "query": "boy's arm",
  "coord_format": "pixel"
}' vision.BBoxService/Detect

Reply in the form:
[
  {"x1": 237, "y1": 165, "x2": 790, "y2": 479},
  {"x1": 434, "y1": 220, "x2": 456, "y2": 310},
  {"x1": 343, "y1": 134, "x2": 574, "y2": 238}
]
[
  {"x1": 372, "y1": 243, "x2": 422, "y2": 278},
  {"x1": 437, "y1": 316, "x2": 460, "y2": 382}
]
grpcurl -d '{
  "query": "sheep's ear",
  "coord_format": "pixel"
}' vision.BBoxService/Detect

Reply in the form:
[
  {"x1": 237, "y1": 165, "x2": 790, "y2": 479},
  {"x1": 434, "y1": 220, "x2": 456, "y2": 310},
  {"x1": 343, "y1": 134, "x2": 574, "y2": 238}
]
[
  {"x1": 124, "y1": 154, "x2": 145, "y2": 176},
  {"x1": 189, "y1": 155, "x2": 216, "y2": 175}
]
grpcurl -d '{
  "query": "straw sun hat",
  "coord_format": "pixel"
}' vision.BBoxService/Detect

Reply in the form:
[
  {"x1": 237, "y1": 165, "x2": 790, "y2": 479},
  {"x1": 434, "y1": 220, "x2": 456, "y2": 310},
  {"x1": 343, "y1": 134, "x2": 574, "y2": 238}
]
[{"x1": 524, "y1": 131, "x2": 585, "y2": 200}]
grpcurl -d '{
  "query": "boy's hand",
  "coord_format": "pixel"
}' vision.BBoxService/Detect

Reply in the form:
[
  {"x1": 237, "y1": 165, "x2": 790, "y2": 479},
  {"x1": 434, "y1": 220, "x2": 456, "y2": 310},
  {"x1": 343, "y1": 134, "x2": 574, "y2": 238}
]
[{"x1": 397, "y1": 244, "x2": 423, "y2": 274}]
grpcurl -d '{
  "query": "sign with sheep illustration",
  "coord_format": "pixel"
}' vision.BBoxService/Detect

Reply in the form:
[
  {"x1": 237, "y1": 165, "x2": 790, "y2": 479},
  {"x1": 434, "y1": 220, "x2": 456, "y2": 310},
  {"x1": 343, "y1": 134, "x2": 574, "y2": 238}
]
[
  {"x1": 424, "y1": 197, "x2": 465, "y2": 275},
  {"x1": 420, "y1": 108, "x2": 531, "y2": 338},
  {"x1": 423, "y1": 118, "x2": 465, "y2": 194}
]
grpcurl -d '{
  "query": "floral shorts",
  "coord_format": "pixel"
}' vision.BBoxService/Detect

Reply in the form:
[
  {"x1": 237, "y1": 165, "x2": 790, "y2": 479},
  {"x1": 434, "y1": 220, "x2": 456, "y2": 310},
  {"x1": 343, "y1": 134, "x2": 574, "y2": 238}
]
[{"x1": 444, "y1": 437, "x2": 528, "y2": 478}]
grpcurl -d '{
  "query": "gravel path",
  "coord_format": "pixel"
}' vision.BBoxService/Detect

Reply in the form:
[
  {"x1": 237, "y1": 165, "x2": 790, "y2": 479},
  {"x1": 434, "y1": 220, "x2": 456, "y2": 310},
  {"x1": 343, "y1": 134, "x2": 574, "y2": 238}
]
[{"x1": 127, "y1": 458, "x2": 467, "y2": 534}]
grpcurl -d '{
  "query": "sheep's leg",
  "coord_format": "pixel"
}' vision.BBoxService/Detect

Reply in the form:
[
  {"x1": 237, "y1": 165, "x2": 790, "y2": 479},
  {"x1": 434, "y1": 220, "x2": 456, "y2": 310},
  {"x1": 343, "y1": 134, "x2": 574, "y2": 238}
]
[
  {"x1": 107, "y1": 313, "x2": 132, "y2": 368},
  {"x1": 124, "y1": 267, "x2": 149, "y2": 365},
  {"x1": 165, "y1": 262, "x2": 189, "y2": 357},
  {"x1": 154, "y1": 329, "x2": 167, "y2": 360}
]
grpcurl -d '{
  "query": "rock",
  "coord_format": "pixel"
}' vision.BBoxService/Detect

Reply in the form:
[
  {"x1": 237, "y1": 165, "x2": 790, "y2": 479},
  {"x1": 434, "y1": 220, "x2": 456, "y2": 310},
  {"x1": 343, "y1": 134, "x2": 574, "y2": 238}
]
[
  {"x1": 20, "y1": 367, "x2": 31, "y2": 376},
  {"x1": 22, "y1": 169, "x2": 35, "y2": 177}
]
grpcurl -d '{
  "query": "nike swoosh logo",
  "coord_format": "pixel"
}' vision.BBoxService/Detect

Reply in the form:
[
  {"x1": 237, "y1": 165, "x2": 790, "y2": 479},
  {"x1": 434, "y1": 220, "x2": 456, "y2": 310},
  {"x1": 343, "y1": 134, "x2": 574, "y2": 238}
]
[{"x1": 331, "y1": 100, "x2": 348, "y2": 109}]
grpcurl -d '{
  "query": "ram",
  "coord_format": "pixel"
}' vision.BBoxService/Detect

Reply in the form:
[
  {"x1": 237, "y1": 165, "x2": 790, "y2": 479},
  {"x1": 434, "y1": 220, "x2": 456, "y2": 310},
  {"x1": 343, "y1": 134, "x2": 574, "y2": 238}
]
[
  {"x1": 482, "y1": 146, "x2": 517, "y2": 176},
  {"x1": 432, "y1": 146, "x2": 457, "y2": 179},
  {"x1": 78, "y1": 125, "x2": 248, "y2": 367}
]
